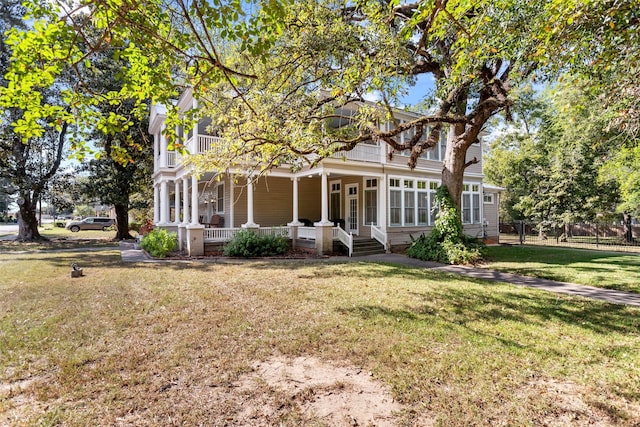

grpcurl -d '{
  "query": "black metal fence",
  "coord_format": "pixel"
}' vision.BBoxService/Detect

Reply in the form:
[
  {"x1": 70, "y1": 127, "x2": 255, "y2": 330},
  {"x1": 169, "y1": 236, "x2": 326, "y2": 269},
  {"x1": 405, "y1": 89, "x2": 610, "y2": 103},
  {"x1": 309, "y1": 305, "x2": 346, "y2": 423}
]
[{"x1": 500, "y1": 221, "x2": 640, "y2": 253}]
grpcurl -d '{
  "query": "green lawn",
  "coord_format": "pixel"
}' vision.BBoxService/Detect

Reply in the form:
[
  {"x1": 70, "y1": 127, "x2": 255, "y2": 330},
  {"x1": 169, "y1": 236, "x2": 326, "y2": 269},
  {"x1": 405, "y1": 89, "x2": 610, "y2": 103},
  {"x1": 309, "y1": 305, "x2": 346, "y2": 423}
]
[
  {"x1": 483, "y1": 245, "x2": 640, "y2": 293},
  {"x1": 1, "y1": 248, "x2": 639, "y2": 426},
  {"x1": 0, "y1": 226, "x2": 123, "y2": 252}
]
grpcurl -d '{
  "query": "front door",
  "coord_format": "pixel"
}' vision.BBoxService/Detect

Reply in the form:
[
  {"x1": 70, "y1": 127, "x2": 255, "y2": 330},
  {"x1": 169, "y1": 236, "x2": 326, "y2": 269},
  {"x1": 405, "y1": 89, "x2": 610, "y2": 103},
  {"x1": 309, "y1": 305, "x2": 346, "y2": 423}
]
[{"x1": 346, "y1": 184, "x2": 359, "y2": 235}]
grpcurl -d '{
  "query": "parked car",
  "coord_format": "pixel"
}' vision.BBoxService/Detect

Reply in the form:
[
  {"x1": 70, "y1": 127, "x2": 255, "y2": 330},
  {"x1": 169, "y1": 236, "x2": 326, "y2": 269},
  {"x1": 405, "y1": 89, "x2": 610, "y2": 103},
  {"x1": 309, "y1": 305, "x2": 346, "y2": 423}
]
[{"x1": 66, "y1": 217, "x2": 116, "y2": 232}]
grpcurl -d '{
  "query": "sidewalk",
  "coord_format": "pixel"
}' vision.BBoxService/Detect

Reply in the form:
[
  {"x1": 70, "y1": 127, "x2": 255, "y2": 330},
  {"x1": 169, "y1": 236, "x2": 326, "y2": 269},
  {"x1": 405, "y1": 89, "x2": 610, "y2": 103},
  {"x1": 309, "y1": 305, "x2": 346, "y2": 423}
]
[{"x1": 118, "y1": 244, "x2": 640, "y2": 308}]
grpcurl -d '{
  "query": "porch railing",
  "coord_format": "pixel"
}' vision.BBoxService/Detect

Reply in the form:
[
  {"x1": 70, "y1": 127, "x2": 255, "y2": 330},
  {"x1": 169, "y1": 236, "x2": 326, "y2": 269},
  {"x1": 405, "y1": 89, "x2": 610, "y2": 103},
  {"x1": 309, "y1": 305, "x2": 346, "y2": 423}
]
[
  {"x1": 334, "y1": 226, "x2": 353, "y2": 257},
  {"x1": 204, "y1": 226, "x2": 293, "y2": 242},
  {"x1": 255, "y1": 226, "x2": 292, "y2": 238},
  {"x1": 298, "y1": 226, "x2": 316, "y2": 240},
  {"x1": 371, "y1": 224, "x2": 388, "y2": 251},
  {"x1": 204, "y1": 227, "x2": 240, "y2": 242}
]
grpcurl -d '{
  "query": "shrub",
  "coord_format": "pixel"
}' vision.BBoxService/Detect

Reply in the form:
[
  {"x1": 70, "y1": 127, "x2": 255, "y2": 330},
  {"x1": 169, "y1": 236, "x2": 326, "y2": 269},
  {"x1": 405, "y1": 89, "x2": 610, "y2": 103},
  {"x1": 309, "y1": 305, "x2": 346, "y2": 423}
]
[
  {"x1": 223, "y1": 229, "x2": 289, "y2": 257},
  {"x1": 407, "y1": 186, "x2": 485, "y2": 265},
  {"x1": 54, "y1": 221, "x2": 66, "y2": 228},
  {"x1": 140, "y1": 228, "x2": 177, "y2": 258}
]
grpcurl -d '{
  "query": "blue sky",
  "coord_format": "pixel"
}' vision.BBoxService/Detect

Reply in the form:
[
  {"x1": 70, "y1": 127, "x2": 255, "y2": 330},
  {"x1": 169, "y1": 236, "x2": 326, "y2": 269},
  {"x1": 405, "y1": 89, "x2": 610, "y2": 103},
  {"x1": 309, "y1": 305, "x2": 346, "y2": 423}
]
[{"x1": 399, "y1": 74, "x2": 436, "y2": 107}]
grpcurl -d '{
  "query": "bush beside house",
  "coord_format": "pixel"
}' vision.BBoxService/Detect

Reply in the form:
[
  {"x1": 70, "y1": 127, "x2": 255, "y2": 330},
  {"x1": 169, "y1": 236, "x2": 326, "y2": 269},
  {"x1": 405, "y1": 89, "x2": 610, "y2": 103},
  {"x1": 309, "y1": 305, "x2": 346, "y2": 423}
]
[
  {"x1": 140, "y1": 228, "x2": 177, "y2": 258},
  {"x1": 223, "y1": 229, "x2": 289, "y2": 257}
]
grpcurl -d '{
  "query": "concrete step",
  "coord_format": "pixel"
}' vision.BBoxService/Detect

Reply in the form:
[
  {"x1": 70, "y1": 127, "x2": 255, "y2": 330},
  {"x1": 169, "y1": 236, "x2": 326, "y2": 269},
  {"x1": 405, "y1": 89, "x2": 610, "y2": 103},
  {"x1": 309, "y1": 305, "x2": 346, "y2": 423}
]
[{"x1": 350, "y1": 238, "x2": 385, "y2": 256}]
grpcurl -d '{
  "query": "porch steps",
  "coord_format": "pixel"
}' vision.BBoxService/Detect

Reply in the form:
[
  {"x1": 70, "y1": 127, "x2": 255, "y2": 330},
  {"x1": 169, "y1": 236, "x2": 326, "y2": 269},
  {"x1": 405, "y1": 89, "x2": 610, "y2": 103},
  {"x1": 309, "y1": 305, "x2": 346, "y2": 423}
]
[{"x1": 341, "y1": 237, "x2": 386, "y2": 256}]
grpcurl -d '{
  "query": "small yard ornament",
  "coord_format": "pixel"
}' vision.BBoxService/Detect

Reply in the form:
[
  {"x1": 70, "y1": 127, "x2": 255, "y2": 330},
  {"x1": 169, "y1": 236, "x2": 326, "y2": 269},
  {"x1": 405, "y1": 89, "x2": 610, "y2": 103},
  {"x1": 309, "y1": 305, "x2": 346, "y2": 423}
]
[{"x1": 71, "y1": 263, "x2": 83, "y2": 278}]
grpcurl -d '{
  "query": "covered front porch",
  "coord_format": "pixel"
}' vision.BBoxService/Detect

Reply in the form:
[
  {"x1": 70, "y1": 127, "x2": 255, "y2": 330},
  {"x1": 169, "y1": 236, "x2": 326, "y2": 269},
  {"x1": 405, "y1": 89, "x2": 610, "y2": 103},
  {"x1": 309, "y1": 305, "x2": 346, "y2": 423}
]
[{"x1": 154, "y1": 170, "x2": 389, "y2": 257}]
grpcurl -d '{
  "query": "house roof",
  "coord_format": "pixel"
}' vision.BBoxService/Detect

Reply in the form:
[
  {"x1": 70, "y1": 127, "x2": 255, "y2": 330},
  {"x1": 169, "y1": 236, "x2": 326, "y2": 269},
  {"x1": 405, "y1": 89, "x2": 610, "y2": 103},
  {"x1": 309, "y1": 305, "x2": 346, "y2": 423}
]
[{"x1": 482, "y1": 183, "x2": 506, "y2": 192}]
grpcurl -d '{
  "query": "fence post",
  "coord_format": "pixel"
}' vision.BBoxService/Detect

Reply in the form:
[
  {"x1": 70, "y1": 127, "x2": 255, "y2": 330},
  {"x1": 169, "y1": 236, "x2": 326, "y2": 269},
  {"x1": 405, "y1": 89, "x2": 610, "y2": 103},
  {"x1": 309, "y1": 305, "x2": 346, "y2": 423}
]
[{"x1": 596, "y1": 222, "x2": 599, "y2": 247}]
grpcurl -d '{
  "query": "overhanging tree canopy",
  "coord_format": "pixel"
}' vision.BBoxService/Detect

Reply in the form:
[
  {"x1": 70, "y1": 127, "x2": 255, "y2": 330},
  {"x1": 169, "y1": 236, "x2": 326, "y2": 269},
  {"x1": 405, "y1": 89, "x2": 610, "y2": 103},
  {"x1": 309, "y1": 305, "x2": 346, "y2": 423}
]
[{"x1": 2, "y1": 0, "x2": 637, "y2": 212}]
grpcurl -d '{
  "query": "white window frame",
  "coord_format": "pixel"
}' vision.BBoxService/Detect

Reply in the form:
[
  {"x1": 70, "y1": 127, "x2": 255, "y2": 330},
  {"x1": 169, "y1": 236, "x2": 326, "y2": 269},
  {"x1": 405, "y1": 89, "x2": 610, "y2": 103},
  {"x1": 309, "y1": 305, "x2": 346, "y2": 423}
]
[
  {"x1": 389, "y1": 178, "x2": 402, "y2": 226},
  {"x1": 330, "y1": 180, "x2": 342, "y2": 221},
  {"x1": 403, "y1": 179, "x2": 415, "y2": 225},
  {"x1": 363, "y1": 177, "x2": 378, "y2": 226},
  {"x1": 417, "y1": 180, "x2": 428, "y2": 226},
  {"x1": 216, "y1": 182, "x2": 224, "y2": 214},
  {"x1": 461, "y1": 183, "x2": 481, "y2": 224},
  {"x1": 389, "y1": 177, "x2": 441, "y2": 227}
]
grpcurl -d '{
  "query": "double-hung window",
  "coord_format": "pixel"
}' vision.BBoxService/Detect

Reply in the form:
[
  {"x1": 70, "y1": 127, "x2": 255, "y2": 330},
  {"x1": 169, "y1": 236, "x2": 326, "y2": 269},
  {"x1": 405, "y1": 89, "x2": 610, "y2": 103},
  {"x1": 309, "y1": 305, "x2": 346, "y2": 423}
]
[
  {"x1": 390, "y1": 178, "x2": 445, "y2": 226},
  {"x1": 330, "y1": 182, "x2": 341, "y2": 220},
  {"x1": 364, "y1": 178, "x2": 378, "y2": 226},
  {"x1": 417, "y1": 181, "x2": 428, "y2": 225},
  {"x1": 403, "y1": 180, "x2": 415, "y2": 225},
  {"x1": 216, "y1": 183, "x2": 224, "y2": 213},
  {"x1": 389, "y1": 178, "x2": 402, "y2": 226},
  {"x1": 461, "y1": 183, "x2": 481, "y2": 224}
]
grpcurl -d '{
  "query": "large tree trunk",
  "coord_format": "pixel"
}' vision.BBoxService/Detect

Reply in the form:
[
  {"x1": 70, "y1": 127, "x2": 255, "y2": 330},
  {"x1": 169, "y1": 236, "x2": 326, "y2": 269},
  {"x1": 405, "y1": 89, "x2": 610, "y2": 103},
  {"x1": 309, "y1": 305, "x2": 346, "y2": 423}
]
[
  {"x1": 442, "y1": 137, "x2": 466, "y2": 212},
  {"x1": 440, "y1": 94, "x2": 470, "y2": 212},
  {"x1": 16, "y1": 192, "x2": 43, "y2": 241},
  {"x1": 114, "y1": 203, "x2": 133, "y2": 240}
]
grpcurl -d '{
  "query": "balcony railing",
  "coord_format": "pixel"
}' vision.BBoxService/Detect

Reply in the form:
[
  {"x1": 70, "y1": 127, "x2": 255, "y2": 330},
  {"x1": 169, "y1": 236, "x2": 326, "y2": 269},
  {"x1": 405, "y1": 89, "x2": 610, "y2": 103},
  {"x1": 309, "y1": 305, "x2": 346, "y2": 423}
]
[
  {"x1": 198, "y1": 135, "x2": 222, "y2": 153},
  {"x1": 167, "y1": 151, "x2": 177, "y2": 167},
  {"x1": 332, "y1": 143, "x2": 381, "y2": 163},
  {"x1": 168, "y1": 135, "x2": 381, "y2": 167}
]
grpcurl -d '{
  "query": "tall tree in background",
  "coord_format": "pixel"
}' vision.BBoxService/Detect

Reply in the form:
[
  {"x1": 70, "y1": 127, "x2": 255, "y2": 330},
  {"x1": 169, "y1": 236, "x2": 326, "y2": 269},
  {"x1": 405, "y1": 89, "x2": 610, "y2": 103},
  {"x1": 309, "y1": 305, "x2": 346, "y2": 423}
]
[
  {"x1": 45, "y1": 169, "x2": 80, "y2": 217},
  {"x1": 0, "y1": 0, "x2": 72, "y2": 240},
  {"x1": 485, "y1": 80, "x2": 620, "y2": 233},
  {"x1": 599, "y1": 145, "x2": 640, "y2": 242},
  {"x1": 77, "y1": 28, "x2": 153, "y2": 240},
  {"x1": 81, "y1": 135, "x2": 152, "y2": 240}
]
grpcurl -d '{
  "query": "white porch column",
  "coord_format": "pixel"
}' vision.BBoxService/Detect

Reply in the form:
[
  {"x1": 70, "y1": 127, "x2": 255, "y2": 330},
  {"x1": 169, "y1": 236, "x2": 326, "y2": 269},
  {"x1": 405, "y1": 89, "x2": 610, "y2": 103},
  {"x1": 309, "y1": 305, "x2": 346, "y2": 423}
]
[
  {"x1": 229, "y1": 179, "x2": 235, "y2": 228},
  {"x1": 182, "y1": 177, "x2": 190, "y2": 224},
  {"x1": 288, "y1": 177, "x2": 302, "y2": 225},
  {"x1": 186, "y1": 173, "x2": 204, "y2": 257},
  {"x1": 153, "y1": 133, "x2": 159, "y2": 172},
  {"x1": 174, "y1": 179, "x2": 181, "y2": 223},
  {"x1": 153, "y1": 185, "x2": 160, "y2": 224},
  {"x1": 288, "y1": 177, "x2": 302, "y2": 248},
  {"x1": 315, "y1": 171, "x2": 334, "y2": 256},
  {"x1": 243, "y1": 176, "x2": 259, "y2": 228},
  {"x1": 159, "y1": 180, "x2": 169, "y2": 224},
  {"x1": 379, "y1": 174, "x2": 387, "y2": 230},
  {"x1": 159, "y1": 125, "x2": 167, "y2": 168},
  {"x1": 191, "y1": 175, "x2": 200, "y2": 225},
  {"x1": 318, "y1": 172, "x2": 332, "y2": 225}
]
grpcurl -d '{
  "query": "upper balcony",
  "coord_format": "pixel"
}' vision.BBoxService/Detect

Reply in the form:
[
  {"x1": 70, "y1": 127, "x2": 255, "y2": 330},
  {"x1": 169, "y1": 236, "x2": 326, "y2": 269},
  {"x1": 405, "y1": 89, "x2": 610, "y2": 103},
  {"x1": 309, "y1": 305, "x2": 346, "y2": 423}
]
[
  {"x1": 331, "y1": 142, "x2": 382, "y2": 163},
  {"x1": 159, "y1": 135, "x2": 384, "y2": 170}
]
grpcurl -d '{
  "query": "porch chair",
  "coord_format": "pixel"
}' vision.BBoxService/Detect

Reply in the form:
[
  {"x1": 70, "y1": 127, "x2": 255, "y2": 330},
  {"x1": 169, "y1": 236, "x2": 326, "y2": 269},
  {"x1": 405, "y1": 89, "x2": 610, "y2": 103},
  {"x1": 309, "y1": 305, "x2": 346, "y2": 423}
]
[{"x1": 211, "y1": 214, "x2": 224, "y2": 228}]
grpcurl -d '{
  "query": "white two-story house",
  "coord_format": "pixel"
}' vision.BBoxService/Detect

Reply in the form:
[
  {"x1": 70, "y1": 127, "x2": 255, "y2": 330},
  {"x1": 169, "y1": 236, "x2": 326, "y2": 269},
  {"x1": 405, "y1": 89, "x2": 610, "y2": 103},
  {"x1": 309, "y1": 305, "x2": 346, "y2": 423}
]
[{"x1": 149, "y1": 88, "x2": 501, "y2": 256}]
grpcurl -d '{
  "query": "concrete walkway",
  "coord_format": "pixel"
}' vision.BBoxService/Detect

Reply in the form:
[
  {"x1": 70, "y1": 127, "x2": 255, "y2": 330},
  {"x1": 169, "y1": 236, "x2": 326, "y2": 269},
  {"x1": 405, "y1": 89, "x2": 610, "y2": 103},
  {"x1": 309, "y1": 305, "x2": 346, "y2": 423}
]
[{"x1": 118, "y1": 243, "x2": 640, "y2": 307}]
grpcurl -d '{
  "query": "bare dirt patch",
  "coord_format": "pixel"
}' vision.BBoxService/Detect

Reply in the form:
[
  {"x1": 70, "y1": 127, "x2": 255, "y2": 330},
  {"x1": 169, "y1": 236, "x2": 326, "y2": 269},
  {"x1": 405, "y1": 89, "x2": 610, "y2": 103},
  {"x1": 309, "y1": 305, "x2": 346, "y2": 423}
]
[
  {"x1": 0, "y1": 376, "x2": 49, "y2": 425},
  {"x1": 237, "y1": 356, "x2": 406, "y2": 426},
  {"x1": 520, "y1": 377, "x2": 640, "y2": 426}
]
